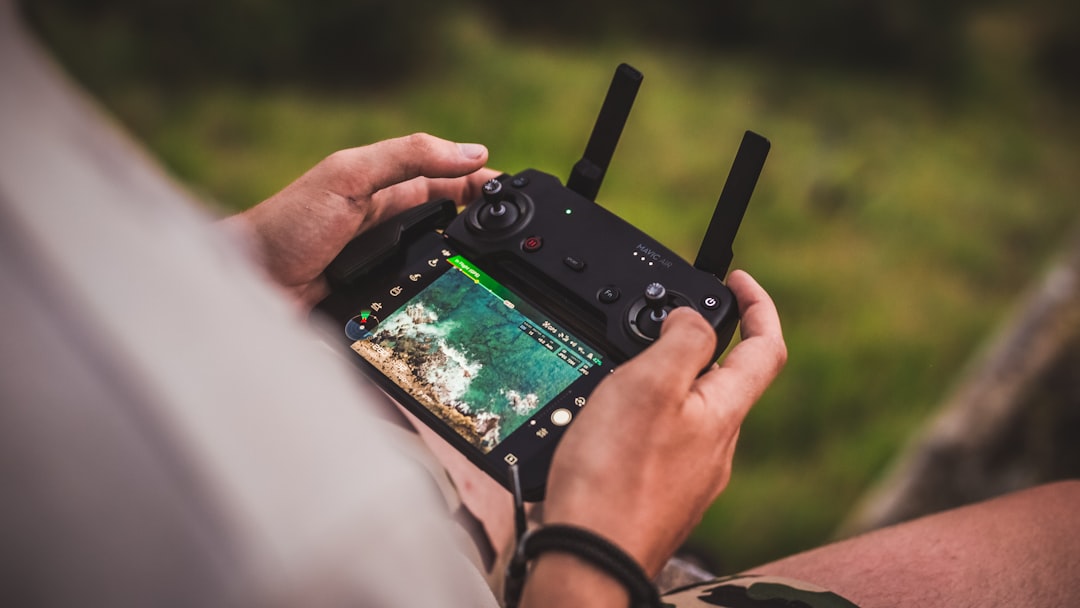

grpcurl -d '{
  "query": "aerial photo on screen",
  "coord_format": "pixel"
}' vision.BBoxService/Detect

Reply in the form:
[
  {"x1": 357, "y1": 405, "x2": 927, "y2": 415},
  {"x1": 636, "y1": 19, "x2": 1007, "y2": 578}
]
[{"x1": 351, "y1": 267, "x2": 587, "y2": 452}]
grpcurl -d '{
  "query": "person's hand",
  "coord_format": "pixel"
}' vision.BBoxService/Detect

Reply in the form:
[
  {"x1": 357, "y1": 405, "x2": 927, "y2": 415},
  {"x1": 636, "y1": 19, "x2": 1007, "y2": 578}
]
[
  {"x1": 539, "y1": 270, "x2": 787, "y2": 576},
  {"x1": 226, "y1": 133, "x2": 500, "y2": 308}
]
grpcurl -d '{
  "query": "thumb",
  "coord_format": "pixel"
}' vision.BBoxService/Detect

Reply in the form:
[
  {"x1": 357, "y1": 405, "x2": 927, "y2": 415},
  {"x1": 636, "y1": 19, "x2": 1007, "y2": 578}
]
[
  {"x1": 323, "y1": 132, "x2": 489, "y2": 197},
  {"x1": 608, "y1": 307, "x2": 718, "y2": 406}
]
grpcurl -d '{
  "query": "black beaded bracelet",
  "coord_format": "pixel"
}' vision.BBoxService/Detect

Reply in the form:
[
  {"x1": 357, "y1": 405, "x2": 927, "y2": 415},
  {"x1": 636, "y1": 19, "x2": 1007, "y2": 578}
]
[
  {"x1": 520, "y1": 524, "x2": 662, "y2": 608},
  {"x1": 501, "y1": 464, "x2": 660, "y2": 604},
  {"x1": 502, "y1": 465, "x2": 661, "y2": 608}
]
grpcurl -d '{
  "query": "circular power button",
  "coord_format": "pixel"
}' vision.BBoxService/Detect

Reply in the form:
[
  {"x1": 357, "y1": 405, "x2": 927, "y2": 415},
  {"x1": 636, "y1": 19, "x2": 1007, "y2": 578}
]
[
  {"x1": 550, "y1": 408, "x2": 573, "y2": 426},
  {"x1": 702, "y1": 295, "x2": 721, "y2": 310},
  {"x1": 522, "y1": 236, "x2": 543, "y2": 252}
]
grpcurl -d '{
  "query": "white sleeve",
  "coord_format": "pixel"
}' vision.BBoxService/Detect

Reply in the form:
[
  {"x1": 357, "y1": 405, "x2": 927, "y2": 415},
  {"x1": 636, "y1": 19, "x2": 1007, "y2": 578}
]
[{"x1": 0, "y1": 5, "x2": 498, "y2": 606}]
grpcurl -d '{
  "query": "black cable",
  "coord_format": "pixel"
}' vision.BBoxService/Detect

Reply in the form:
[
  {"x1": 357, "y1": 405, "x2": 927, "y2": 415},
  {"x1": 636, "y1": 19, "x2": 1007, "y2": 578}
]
[{"x1": 504, "y1": 464, "x2": 528, "y2": 608}]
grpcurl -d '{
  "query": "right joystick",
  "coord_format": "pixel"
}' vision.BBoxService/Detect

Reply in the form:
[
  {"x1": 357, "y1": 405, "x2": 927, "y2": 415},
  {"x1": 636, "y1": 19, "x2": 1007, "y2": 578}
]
[
  {"x1": 644, "y1": 282, "x2": 668, "y2": 322},
  {"x1": 630, "y1": 282, "x2": 671, "y2": 341}
]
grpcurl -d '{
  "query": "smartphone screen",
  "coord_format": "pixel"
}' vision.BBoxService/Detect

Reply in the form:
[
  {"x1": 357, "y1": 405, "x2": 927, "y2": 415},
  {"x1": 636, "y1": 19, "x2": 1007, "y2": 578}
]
[{"x1": 346, "y1": 251, "x2": 608, "y2": 455}]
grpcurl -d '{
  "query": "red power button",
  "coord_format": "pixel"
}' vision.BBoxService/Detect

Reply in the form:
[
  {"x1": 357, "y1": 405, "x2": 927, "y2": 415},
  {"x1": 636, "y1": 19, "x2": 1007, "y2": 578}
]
[{"x1": 522, "y1": 236, "x2": 543, "y2": 252}]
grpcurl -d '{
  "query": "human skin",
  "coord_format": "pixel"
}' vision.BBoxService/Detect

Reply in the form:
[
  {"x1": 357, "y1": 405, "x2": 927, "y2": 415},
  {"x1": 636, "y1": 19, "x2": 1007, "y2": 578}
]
[
  {"x1": 233, "y1": 133, "x2": 789, "y2": 606},
  {"x1": 223, "y1": 133, "x2": 500, "y2": 309},
  {"x1": 522, "y1": 271, "x2": 787, "y2": 607},
  {"x1": 236, "y1": 134, "x2": 1078, "y2": 607},
  {"x1": 748, "y1": 479, "x2": 1080, "y2": 608}
]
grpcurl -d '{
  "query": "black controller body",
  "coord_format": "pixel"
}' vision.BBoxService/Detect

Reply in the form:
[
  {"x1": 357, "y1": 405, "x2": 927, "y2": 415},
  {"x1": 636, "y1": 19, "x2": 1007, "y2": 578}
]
[
  {"x1": 313, "y1": 64, "x2": 768, "y2": 500},
  {"x1": 447, "y1": 169, "x2": 739, "y2": 363}
]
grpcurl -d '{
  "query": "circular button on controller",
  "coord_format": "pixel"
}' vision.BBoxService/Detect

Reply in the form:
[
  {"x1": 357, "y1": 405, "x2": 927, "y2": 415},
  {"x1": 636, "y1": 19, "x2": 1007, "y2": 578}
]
[
  {"x1": 597, "y1": 286, "x2": 620, "y2": 303},
  {"x1": 522, "y1": 236, "x2": 543, "y2": 252},
  {"x1": 702, "y1": 295, "x2": 721, "y2": 310}
]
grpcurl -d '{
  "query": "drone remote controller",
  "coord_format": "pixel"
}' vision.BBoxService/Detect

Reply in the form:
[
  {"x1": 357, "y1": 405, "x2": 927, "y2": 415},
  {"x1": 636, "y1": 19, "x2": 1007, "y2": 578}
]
[{"x1": 314, "y1": 64, "x2": 769, "y2": 500}]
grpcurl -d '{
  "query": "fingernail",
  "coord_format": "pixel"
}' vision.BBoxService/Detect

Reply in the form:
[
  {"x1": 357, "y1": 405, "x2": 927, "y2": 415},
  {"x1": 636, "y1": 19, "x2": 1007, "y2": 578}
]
[{"x1": 458, "y1": 143, "x2": 487, "y2": 159}]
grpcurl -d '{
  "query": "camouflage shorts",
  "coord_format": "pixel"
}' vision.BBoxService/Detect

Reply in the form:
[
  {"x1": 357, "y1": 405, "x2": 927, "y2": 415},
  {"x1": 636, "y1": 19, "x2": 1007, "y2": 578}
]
[{"x1": 661, "y1": 574, "x2": 860, "y2": 608}]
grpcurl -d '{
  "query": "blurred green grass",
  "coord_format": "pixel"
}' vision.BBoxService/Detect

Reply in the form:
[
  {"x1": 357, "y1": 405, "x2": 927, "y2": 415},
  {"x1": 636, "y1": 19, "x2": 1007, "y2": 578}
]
[{"x1": 43, "y1": 10, "x2": 1080, "y2": 572}]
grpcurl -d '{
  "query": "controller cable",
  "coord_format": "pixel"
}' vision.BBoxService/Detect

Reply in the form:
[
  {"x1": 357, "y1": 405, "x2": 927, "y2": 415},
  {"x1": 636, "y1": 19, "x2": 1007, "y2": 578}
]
[{"x1": 503, "y1": 464, "x2": 661, "y2": 608}]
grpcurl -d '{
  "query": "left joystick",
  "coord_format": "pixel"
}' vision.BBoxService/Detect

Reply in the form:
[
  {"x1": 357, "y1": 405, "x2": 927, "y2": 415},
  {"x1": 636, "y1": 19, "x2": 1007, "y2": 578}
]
[
  {"x1": 478, "y1": 179, "x2": 520, "y2": 230},
  {"x1": 482, "y1": 179, "x2": 503, "y2": 205}
]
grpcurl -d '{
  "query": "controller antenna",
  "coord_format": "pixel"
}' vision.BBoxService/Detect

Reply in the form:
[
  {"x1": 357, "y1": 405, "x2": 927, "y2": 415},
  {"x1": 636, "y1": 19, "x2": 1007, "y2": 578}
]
[
  {"x1": 694, "y1": 131, "x2": 771, "y2": 278},
  {"x1": 566, "y1": 63, "x2": 643, "y2": 202}
]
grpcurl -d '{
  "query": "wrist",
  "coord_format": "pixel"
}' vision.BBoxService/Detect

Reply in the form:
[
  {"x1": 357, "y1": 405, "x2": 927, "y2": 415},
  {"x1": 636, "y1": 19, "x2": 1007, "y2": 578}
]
[
  {"x1": 504, "y1": 468, "x2": 662, "y2": 608},
  {"x1": 540, "y1": 509, "x2": 669, "y2": 577},
  {"x1": 520, "y1": 552, "x2": 629, "y2": 608},
  {"x1": 510, "y1": 524, "x2": 662, "y2": 608}
]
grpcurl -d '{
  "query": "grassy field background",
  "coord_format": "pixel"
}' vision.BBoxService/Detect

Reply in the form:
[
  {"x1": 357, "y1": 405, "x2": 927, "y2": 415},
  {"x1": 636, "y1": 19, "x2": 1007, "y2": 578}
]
[{"x1": 30, "y1": 8, "x2": 1080, "y2": 572}]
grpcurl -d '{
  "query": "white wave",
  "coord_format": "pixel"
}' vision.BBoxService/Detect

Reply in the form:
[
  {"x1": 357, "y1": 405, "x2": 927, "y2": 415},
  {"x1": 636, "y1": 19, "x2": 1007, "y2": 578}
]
[
  {"x1": 375, "y1": 302, "x2": 445, "y2": 339},
  {"x1": 424, "y1": 342, "x2": 483, "y2": 405},
  {"x1": 474, "y1": 411, "x2": 502, "y2": 450},
  {"x1": 503, "y1": 390, "x2": 540, "y2": 416}
]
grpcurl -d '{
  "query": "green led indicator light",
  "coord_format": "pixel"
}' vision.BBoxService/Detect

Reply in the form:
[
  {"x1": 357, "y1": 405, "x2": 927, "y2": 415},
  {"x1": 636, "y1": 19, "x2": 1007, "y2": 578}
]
[{"x1": 565, "y1": 209, "x2": 573, "y2": 215}]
